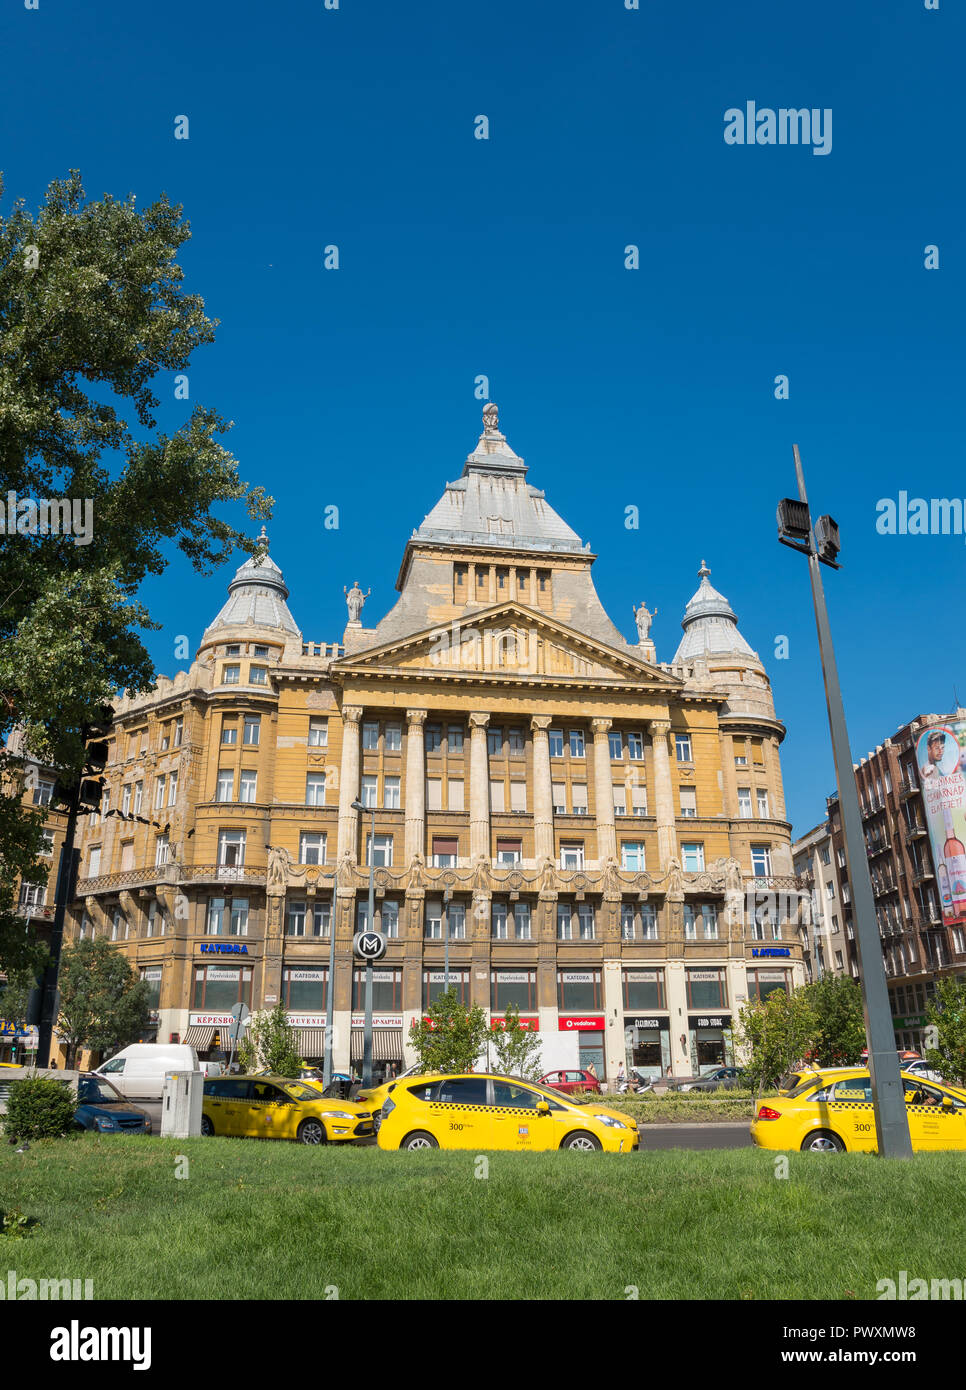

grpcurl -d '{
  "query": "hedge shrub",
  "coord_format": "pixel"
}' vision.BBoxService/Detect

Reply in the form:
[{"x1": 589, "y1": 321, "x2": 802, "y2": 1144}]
[{"x1": 3, "y1": 1075, "x2": 76, "y2": 1141}]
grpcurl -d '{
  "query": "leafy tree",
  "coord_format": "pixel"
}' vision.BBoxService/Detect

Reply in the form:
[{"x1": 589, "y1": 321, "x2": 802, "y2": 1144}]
[
  {"x1": 800, "y1": 975, "x2": 866, "y2": 1067},
  {"x1": 237, "y1": 1005, "x2": 301, "y2": 1077},
  {"x1": 55, "y1": 937, "x2": 150, "y2": 1067},
  {"x1": 925, "y1": 977, "x2": 966, "y2": 1087},
  {"x1": 735, "y1": 988, "x2": 816, "y2": 1097},
  {"x1": 3, "y1": 1074, "x2": 76, "y2": 1141},
  {"x1": 0, "y1": 170, "x2": 271, "y2": 971},
  {"x1": 408, "y1": 989, "x2": 489, "y2": 1074},
  {"x1": 490, "y1": 1006, "x2": 543, "y2": 1080},
  {"x1": 0, "y1": 765, "x2": 51, "y2": 977}
]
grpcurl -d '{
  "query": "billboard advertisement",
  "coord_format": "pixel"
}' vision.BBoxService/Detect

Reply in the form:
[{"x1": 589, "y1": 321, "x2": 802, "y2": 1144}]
[{"x1": 914, "y1": 721, "x2": 966, "y2": 926}]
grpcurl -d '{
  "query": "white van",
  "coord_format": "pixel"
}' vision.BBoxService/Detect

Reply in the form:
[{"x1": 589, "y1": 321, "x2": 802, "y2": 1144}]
[{"x1": 95, "y1": 1044, "x2": 200, "y2": 1100}]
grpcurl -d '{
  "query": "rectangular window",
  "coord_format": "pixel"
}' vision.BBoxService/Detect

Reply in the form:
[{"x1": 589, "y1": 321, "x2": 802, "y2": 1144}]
[
  {"x1": 513, "y1": 902, "x2": 531, "y2": 940},
  {"x1": 243, "y1": 715, "x2": 260, "y2": 746},
  {"x1": 33, "y1": 778, "x2": 54, "y2": 806},
  {"x1": 229, "y1": 898, "x2": 249, "y2": 937},
  {"x1": 621, "y1": 842, "x2": 646, "y2": 871},
  {"x1": 286, "y1": 901, "x2": 307, "y2": 937},
  {"x1": 223, "y1": 665, "x2": 240, "y2": 685},
  {"x1": 383, "y1": 776, "x2": 401, "y2": 809},
  {"x1": 367, "y1": 834, "x2": 393, "y2": 867},
  {"x1": 168, "y1": 771, "x2": 178, "y2": 806},
  {"x1": 679, "y1": 787, "x2": 697, "y2": 818},
  {"x1": 253, "y1": 644, "x2": 269, "y2": 658},
  {"x1": 496, "y1": 838, "x2": 522, "y2": 864},
  {"x1": 207, "y1": 897, "x2": 226, "y2": 935},
  {"x1": 675, "y1": 733, "x2": 693, "y2": 762},
  {"x1": 249, "y1": 666, "x2": 268, "y2": 686},
  {"x1": 306, "y1": 774, "x2": 326, "y2": 807},
  {"x1": 491, "y1": 969, "x2": 538, "y2": 1014},
  {"x1": 122, "y1": 784, "x2": 132, "y2": 816},
  {"x1": 40, "y1": 828, "x2": 55, "y2": 855},
  {"x1": 686, "y1": 969, "x2": 727, "y2": 1010},
  {"x1": 174, "y1": 717, "x2": 183, "y2": 748},
  {"x1": 569, "y1": 730, "x2": 585, "y2": 758},
  {"x1": 426, "y1": 777, "x2": 443, "y2": 810},
  {"x1": 424, "y1": 723, "x2": 442, "y2": 752},
  {"x1": 380, "y1": 900, "x2": 399, "y2": 938},
  {"x1": 557, "y1": 970, "x2": 603, "y2": 1011},
  {"x1": 552, "y1": 781, "x2": 566, "y2": 815},
  {"x1": 549, "y1": 729, "x2": 564, "y2": 758},
  {"x1": 556, "y1": 904, "x2": 573, "y2": 940},
  {"x1": 300, "y1": 832, "x2": 326, "y2": 865},
  {"x1": 221, "y1": 721, "x2": 237, "y2": 745},
  {"x1": 308, "y1": 718, "x2": 328, "y2": 747},
  {"x1": 509, "y1": 781, "x2": 526, "y2": 812},
  {"x1": 489, "y1": 779, "x2": 505, "y2": 813},
  {"x1": 681, "y1": 842, "x2": 705, "y2": 872},
  {"x1": 627, "y1": 731, "x2": 645, "y2": 761},
  {"x1": 216, "y1": 769, "x2": 234, "y2": 802},
  {"x1": 507, "y1": 728, "x2": 525, "y2": 754},
  {"x1": 684, "y1": 904, "x2": 697, "y2": 940},
  {"x1": 751, "y1": 845, "x2": 772, "y2": 878},
  {"x1": 738, "y1": 787, "x2": 753, "y2": 818},
  {"x1": 362, "y1": 722, "x2": 379, "y2": 750},
  {"x1": 487, "y1": 727, "x2": 503, "y2": 755},
  {"x1": 218, "y1": 830, "x2": 246, "y2": 867},
  {"x1": 577, "y1": 903, "x2": 595, "y2": 940},
  {"x1": 384, "y1": 723, "x2": 401, "y2": 751},
  {"x1": 560, "y1": 842, "x2": 584, "y2": 870},
  {"x1": 191, "y1": 965, "x2": 252, "y2": 1012},
  {"x1": 358, "y1": 773, "x2": 377, "y2": 809},
  {"x1": 614, "y1": 787, "x2": 627, "y2": 818},
  {"x1": 432, "y1": 837, "x2": 458, "y2": 868},
  {"x1": 621, "y1": 903, "x2": 635, "y2": 940},
  {"x1": 447, "y1": 726, "x2": 463, "y2": 752},
  {"x1": 631, "y1": 784, "x2": 648, "y2": 817},
  {"x1": 447, "y1": 777, "x2": 464, "y2": 811},
  {"x1": 757, "y1": 789, "x2": 770, "y2": 818},
  {"x1": 155, "y1": 775, "x2": 166, "y2": 809},
  {"x1": 133, "y1": 781, "x2": 143, "y2": 814},
  {"x1": 239, "y1": 770, "x2": 257, "y2": 803},
  {"x1": 701, "y1": 903, "x2": 719, "y2": 940},
  {"x1": 88, "y1": 846, "x2": 101, "y2": 876},
  {"x1": 155, "y1": 834, "x2": 169, "y2": 867},
  {"x1": 623, "y1": 969, "x2": 666, "y2": 1010},
  {"x1": 608, "y1": 731, "x2": 623, "y2": 760},
  {"x1": 641, "y1": 903, "x2": 658, "y2": 939},
  {"x1": 492, "y1": 902, "x2": 509, "y2": 940},
  {"x1": 571, "y1": 783, "x2": 588, "y2": 815}
]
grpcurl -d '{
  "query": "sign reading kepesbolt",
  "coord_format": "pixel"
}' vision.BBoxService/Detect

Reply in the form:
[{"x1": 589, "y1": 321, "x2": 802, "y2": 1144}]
[{"x1": 352, "y1": 930, "x2": 387, "y2": 961}]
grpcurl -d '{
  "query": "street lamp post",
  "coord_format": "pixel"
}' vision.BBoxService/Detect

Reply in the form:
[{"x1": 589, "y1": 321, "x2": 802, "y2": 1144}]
[
  {"x1": 778, "y1": 444, "x2": 912, "y2": 1158},
  {"x1": 352, "y1": 798, "x2": 377, "y2": 1087},
  {"x1": 323, "y1": 874, "x2": 338, "y2": 1089}
]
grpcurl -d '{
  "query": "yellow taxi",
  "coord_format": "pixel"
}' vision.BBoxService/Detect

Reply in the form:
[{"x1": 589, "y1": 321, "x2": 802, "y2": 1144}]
[
  {"x1": 751, "y1": 1066, "x2": 966, "y2": 1153},
  {"x1": 376, "y1": 1071, "x2": 639, "y2": 1153},
  {"x1": 201, "y1": 1074, "x2": 375, "y2": 1144}
]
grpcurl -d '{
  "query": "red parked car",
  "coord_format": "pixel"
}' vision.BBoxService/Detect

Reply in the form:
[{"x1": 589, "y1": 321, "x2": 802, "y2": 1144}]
[{"x1": 539, "y1": 1068, "x2": 602, "y2": 1095}]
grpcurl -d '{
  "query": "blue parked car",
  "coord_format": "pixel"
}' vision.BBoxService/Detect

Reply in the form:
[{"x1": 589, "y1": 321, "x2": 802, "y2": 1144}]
[{"x1": 75, "y1": 1074, "x2": 152, "y2": 1134}]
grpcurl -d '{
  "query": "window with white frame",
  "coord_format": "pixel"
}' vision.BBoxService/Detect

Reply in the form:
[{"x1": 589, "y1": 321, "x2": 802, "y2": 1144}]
[
  {"x1": 121, "y1": 784, "x2": 132, "y2": 815},
  {"x1": 751, "y1": 845, "x2": 772, "y2": 877},
  {"x1": 385, "y1": 723, "x2": 402, "y2": 751},
  {"x1": 492, "y1": 902, "x2": 509, "y2": 939},
  {"x1": 560, "y1": 842, "x2": 584, "y2": 870},
  {"x1": 243, "y1": 714, "x2": 260, "y2": 746},
  {"x1": 552, "y1": 782, "x2": 566, "y2": 815},
  {"x1": 367, "y1": 834, "x2": 393, "y2": 867},
  {"x1": 679, "y1": 786, "x2": 697, "y2": 818},
  {"x1": 621, "y1": 903, "x2": 635, "y2": 940},
  {"x1": 630, "y1": 783, "x2": 648, "y2": 817},
  {"x1": 155, "y1": 834, "x2": 169, "y2": 867},
  {"x1": 701, "y1": 903, "x2": 719, "y2": 939},
  {"x1": 168, "y1": 771, "x2": 178, "y2": 805},
  {"x1": 362, "y1": 721, "x2": 379, "y2": 750},
  {"x1": 218, "y1": 830, "x2": 246, "y2": 867},
  {"x1": 681, "y1": 842, "x2": 704, "y2": 872},
  {"x1": 569, "y1": 729, "x2": 585, "y2": 757},
  {"x1": 286, "y1": 901, "x2": 307, "y2": 937},
  {"x1": 308, "y1": 718, "x2": 328, "y2": 747},
  {"x1": 88, "y1": 846, "x2": 102, "y2": 876},
  {"x1": 548, "y1": 729, "x2": 564, "y2": 757},
  {"x1": 571, "y1": 783, "x2": 588, "y2": 816},
  {"x1": 383, "y1": 776, "x2": 401, "y2": 809},
  {"x1": 627, "y1": 731, "x2": 645, "y2": 760},
  {"x1": 222, "y1": 721, "x2": 237, "y2": 745},
  {"x1": 513, "y1": 902, "x2": 532, "y2": 940},
  {"x1": 299, "y1": 832, "x2": 326, "y2": 865},
  {"x1": 577, "y1": 903, "x2": 595, "y2": 940},
  {"x1": 757, "y1": 788, "x2": 770, "y2": 817},
  {"x1": 132, "y1": 781, "x2": 143, "y2": 814},
  {"x1": 609, "y1": 731, "x2": 623, "y2": 760},
  {"x1": 360, "y1": 774, "x2": 378, "y2": 808},
  {"x1": 621, "y1": 842, "x2": 646, "y2": 871},
  {"x1": 641, "y1": 903, "x2": 658, "y2": 939},
  {"x1": 556, "y1": 903, "x2": 573, "y2": 940},
  {"x1": 737, "y1": 787, "x2": 752, "y2": 817},
  {"x1": 510, "y1": 781, "x2": 526, "y2": 812},
  {"x1": 216, "y1": 769, "x2": 234, "y2": 802},
  {"x1": 675, "y1": 733, "x2": 693, "y2": 762},
  {"x1": 223, "y1": 664, "x2": 240, "y2": 685},
  {"x1": 684, "y1": 905, "x2": 697, "y2": 940},
  {"x1": 249, "y1": 666, "x2": 268, "y2": 686},
  {"x1": 239, "y1": 770, "x2": 257, "y2": 804},
  {"x1": 306, "y1": 773, "x2": 326, "y2": 806},
  {"x1": 155, "y1": 775, "x2": 166, "y2": 809}
]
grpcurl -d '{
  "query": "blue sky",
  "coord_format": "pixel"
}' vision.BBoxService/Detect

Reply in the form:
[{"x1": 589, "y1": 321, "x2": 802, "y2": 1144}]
[{"x1": 3, "y1": 0, "x2": 963, "y2": 837}]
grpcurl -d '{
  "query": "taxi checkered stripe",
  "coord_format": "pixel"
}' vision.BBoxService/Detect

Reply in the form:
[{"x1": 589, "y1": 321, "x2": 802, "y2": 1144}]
[{"x1": 430, "y1": 1102, "x2": 542, "y2": 1117}]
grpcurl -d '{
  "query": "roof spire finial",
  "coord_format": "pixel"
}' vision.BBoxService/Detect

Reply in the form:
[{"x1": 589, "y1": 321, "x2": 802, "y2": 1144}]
[
  {"x1": 698, "y1": 558, "x2": 710, "y2": 579},
  {"x1": 482, "y1": 401, "x2": 500, "y2": 436}
]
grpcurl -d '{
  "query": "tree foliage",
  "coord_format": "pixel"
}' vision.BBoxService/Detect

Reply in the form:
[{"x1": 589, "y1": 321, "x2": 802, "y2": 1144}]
[
  {"x1": 735, "y1": 989, "x2": 817, "y2": 1096},
  {"x1": 236, "y1": 1006, "x2": 301, "y2": 1077},
  {"x1": 55, "y1": 937, "x2": 150, "y2": 1066},
  {"x1": 925, "y1": 977, "x2": 966, "y2": 1087},
  {"x1": 3, "y1": 1074, "x2": 76, "y2": 1141},
  {"x1": 799, "y1": 974, "x2": 866, "y2": 1067},
  {"x1": 407, "y1": 989, "x2": 489, "y2": 1075},
  {"x1": 0, "y1": 170, "x2": 272, "y2": 972},
  {"x1": 490, "y1": 1006, "x2": 544, "y2": 1080}
]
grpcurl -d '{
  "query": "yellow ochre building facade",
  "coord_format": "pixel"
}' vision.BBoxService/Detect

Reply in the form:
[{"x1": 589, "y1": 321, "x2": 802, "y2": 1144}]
[{"x1": 65, "y1": 405, "x2": 804, "y2": 1081}]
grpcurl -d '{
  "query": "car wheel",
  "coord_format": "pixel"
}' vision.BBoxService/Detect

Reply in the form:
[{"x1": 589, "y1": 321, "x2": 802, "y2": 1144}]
[
  {"x1": 561, "y1": 1131, "x2": 602, "y2": 1152},
  {"x1": 297, "y1": 1118, "x2": 327, "y2": 1145},
  {"x1": 401, "y1": 1130, "x2": 439, "y2": 1151},
  {"x1": 800, "y1": 1129, "x2": 845, "y2": 1153},
  {"x1": 200, "y1": 1116, "x2": 214, "y2": 1137}
]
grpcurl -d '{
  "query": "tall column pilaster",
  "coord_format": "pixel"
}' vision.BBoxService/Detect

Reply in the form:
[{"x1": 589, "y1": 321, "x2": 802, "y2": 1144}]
[
  {"x1": 530, "y1": 715, "x2": 554, "y2": 862},
  {"x1": 591, "y1": 718, "x2": 617, "y2": 862},
  {"x1": 404, "y1": 709, "x2": 428, "y2": 863},
  {"x1": 468, "y1": 711, "x2": 491, "y2": 861},
  {"x1": 648, "y1": 718, "x2": 676, "y2": 868},
  {"x1": 337, "y1": 705, "x2": 364, "y2": 861}
]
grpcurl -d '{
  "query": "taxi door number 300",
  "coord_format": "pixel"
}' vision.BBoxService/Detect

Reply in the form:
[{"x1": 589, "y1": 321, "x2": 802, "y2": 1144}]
[{"x1": 450, "y1": 1122, "x2": 464, "y2": 1131}]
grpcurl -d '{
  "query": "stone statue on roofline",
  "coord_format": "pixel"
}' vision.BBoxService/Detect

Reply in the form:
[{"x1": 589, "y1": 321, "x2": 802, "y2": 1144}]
[
  {"x1": 633, "y1": 601, "x2": 656, "y2": 643},
  {"x1": 344, "y1": 580, "x2": 370, "y2": 623}
]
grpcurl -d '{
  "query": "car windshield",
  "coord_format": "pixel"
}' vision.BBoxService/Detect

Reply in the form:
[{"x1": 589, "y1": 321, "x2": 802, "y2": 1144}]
[
  {"x1": 787, "y1": 1074, "x2": 825, "y2": 1098},
  {"x1": 77, "y1": 1078, "x2": 121, "y2": 1105},
  {"x1": 283, "y1": 1082, "x2": 324, "y2": 1102}
]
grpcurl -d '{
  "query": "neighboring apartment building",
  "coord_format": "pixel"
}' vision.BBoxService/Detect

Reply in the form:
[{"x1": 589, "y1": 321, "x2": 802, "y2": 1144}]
[
  {"x1": 794, "y1": 710, "x2": 966, "y2": 1054},
  {"x1": 54, "y1": 405, "x2": 804, "y2": 1080},
  {"x1": 791, "y1": 820, "x2": 845, "y2": 981},
  {"x1": 0, "y1": 728, "x2": 69, "y2": 1061}
]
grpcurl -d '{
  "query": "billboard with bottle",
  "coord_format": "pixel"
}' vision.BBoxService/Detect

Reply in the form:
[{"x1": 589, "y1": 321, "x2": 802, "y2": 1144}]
[{"x1": 914, "y1": 722, "x2": 966, "y2": 925}]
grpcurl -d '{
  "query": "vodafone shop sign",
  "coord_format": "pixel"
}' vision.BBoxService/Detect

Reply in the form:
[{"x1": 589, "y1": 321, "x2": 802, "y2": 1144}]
[{"x1": 558, "y1": 1015, "x2": 605, "y2": 1031}]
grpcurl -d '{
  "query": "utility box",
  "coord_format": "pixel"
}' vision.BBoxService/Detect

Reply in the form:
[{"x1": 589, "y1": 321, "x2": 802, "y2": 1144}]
[{"x1": 160, "y1": 1070, "x2": 204, "y2": 1138}]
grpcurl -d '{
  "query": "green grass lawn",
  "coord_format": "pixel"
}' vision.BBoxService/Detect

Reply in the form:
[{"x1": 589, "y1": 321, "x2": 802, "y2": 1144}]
[{"x1": 1, "y1": 1136, "x2": 964, "y2": 1300}]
